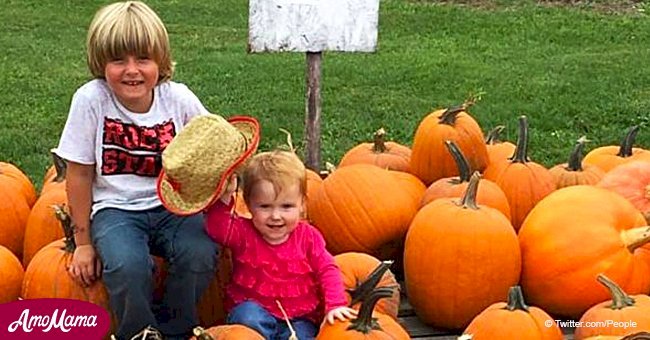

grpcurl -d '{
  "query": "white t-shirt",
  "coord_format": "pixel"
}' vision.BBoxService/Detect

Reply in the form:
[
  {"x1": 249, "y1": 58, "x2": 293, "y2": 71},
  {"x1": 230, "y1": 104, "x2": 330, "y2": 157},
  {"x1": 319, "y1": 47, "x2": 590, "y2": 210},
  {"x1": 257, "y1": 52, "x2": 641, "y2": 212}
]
[{"x1": 56, "y1": 79, "x2": 208, "y2": 218}]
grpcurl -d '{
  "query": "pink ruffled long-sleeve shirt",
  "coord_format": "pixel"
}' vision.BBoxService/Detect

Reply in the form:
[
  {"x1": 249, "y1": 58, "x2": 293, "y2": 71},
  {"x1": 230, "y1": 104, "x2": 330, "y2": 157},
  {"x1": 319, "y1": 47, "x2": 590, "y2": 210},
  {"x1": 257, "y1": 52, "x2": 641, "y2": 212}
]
[{"x1": 205, "y1": 201, "x2": 348, "y2": 323}]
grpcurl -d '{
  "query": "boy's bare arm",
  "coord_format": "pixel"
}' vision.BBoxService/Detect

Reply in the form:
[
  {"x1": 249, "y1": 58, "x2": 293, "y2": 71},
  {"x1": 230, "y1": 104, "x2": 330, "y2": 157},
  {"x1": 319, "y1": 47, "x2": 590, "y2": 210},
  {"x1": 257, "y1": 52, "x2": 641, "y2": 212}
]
[{"x1": 66, "y1": 162, "x2": 95, "y2": 246}]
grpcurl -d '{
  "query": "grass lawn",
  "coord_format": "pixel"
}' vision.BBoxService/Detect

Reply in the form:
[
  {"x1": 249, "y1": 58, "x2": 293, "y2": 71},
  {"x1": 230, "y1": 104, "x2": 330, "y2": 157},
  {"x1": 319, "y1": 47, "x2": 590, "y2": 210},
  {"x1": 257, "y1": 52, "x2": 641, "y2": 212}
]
[{"x1": 2, "y1": 0, "x2": 650, "y2": 188}]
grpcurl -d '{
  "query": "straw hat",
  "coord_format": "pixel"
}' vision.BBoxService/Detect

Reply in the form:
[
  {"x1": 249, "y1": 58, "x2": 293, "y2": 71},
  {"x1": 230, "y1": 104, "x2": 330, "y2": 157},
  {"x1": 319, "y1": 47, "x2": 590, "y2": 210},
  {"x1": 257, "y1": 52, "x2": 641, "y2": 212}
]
[{"x1": 157, "y1": 114, "x2": 260, "y2": 215}]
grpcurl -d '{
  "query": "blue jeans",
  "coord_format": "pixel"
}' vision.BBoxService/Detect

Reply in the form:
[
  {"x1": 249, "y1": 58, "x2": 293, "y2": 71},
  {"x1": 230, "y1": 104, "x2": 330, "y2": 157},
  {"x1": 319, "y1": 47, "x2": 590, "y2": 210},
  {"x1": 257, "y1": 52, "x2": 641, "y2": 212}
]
[
  {"x1": 92, "y1": 206, "x2": 218, "y2": 340},
  {"x1": 227, "y1": 301, "x2": 317, "y2": 340}
]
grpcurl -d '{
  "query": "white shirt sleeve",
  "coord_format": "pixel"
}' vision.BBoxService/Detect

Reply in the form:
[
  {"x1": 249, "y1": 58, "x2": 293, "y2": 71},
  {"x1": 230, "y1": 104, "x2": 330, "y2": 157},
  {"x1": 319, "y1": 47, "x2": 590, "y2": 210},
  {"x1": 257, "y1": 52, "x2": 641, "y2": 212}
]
[{"x1": 56, "y1": 89, "x2": 99, "y2": 165}]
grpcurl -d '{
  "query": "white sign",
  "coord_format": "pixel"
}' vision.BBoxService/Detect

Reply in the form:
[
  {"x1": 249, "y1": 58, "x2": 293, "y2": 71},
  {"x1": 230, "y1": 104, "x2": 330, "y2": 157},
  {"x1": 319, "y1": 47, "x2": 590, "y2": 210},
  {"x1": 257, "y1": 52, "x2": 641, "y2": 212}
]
[{"x1": 248, "y1": 0, "x2": 379, "y2": 52}]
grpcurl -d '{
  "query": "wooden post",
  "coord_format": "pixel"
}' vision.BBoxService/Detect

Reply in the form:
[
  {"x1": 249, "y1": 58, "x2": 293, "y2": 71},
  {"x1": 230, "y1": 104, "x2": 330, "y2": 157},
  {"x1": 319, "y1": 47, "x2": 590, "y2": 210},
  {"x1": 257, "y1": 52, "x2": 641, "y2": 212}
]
[{"x1": 304, "y1": 52, "x2": 322, "y2": 171}]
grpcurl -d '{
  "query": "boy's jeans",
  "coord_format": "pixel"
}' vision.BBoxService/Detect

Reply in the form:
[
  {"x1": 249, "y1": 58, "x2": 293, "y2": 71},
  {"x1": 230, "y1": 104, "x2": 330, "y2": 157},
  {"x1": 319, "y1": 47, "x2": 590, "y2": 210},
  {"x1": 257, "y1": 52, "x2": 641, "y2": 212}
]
[
  {"x1": 227, "y1": 301, "x2": 318, "y2": 340},
  {"x1": 92, "y1": 206, "x2": 218, "y2": 340}
]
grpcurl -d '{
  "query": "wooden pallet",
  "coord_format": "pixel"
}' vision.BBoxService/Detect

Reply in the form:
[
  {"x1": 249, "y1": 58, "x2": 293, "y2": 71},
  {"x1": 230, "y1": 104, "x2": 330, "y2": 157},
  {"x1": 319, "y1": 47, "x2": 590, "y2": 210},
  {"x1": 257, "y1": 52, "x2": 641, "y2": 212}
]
[{"x1": 396, "y1": 289, "x2": 577, "y2": 339}]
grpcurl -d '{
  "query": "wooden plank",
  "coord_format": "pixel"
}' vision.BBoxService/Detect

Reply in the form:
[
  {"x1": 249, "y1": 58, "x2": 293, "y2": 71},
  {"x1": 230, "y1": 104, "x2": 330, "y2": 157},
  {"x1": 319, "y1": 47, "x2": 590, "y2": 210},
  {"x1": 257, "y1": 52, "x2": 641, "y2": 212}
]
[{"x1": 304, "y1": 52, "x2": 321, "y2": 171}]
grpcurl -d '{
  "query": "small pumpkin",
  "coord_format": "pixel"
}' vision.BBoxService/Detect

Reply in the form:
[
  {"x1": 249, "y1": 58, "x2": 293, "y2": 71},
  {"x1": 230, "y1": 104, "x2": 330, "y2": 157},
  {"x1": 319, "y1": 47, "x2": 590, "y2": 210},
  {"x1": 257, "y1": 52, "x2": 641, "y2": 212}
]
[
  {"x1": 583, "y1": 126, "x2": 650, "y2": 173},
  {"x1": 404, "y1": 172, "x2": 521, "y2": 329},
  {"x1": 519, "y1": 185, "x2": 650, "y2": 319},
  {"x1": 339, "y1": 127, "x2": 411, "y2": 173},
  {"x1": 334, "y1": 252, "x2": 400, "y2": 319},
  {"x1": 598, "y1": 161, "x2": 650, "y2": 217},
  {"x1": 0, "y1": 245, "x2": 24, "y2": 304},
  {"x1": 190, "y1": 325, "x2": 264, "y2": 340},
  {"x1": 485, "y1": 125, "x2": 516, "y2": 165},
  {"x1": 420, "y1": 140, "x2": 511, "y2": 220},
  {"x1": 410, "y1": 96, "x2": 489, "y2": 185},
  {"x1": 483, "y1": 115, "x2": 556, "y2": 230},
  {"x1": 462, "y1": 286, "x2": 563, "y2": 340},
  {"x1": 574, "y1": 274, "x2": 650, "y2": 339},
  {"x1": 316, "y1": 287, "x2": 410, "y2": 340},
  {"x1": 0, "y1": 161, "x2": 37, "y2": 207},
  {"x1": 550, "y1": 136, "x2": 605, "y2": 188},
  {"x1": 22, "y1": 189, "x2": 69, "y2": 267},
  {"x1": 0, "y1": 176, "x2": 31, "y2": 259}
]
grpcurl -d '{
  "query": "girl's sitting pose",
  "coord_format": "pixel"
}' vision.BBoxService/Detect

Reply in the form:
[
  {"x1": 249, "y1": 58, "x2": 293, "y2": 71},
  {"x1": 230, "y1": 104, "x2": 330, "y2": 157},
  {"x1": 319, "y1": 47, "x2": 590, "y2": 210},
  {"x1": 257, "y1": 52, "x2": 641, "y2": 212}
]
[{"x1": 205, "y1": 150, "x2": 356, "y2": 339}]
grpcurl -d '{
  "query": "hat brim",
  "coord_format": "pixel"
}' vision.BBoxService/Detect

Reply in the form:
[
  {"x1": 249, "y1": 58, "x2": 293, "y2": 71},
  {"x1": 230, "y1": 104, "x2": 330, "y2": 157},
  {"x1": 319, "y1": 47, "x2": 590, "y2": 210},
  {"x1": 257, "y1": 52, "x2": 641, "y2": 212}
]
[{"x1": 157, "y1": 115, "x2": 260, "y2": 215}]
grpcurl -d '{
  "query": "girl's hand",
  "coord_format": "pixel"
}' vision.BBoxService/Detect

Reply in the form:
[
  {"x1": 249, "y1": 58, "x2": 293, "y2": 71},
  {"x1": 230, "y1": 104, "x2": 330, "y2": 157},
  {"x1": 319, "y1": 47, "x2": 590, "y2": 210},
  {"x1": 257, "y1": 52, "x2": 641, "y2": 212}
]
[
  {"x1": 325, "y1": 306, "x2": 358, "y2": 325},
  {"x1": 219, "y1": 175, "x2": 238, "y2": 204}
]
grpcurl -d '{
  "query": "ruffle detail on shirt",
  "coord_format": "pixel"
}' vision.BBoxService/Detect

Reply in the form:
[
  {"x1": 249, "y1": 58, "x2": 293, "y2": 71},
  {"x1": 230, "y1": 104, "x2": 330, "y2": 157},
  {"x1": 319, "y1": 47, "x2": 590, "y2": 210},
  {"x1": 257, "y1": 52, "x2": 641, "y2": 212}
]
[
  {"x1": 227, "y1": 288, "x2": 322, "y2": 321},
  {"x1": 231, "y1": 268, "x2": 316, "y2": 298}
]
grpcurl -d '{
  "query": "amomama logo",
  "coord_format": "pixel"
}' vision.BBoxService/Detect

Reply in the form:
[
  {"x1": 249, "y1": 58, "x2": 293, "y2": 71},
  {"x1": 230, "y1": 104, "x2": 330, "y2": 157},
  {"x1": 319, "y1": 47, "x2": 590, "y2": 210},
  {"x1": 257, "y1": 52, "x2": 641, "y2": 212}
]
[{"x1": 0, "y1": 298, "x2": 110, "y2": 339}]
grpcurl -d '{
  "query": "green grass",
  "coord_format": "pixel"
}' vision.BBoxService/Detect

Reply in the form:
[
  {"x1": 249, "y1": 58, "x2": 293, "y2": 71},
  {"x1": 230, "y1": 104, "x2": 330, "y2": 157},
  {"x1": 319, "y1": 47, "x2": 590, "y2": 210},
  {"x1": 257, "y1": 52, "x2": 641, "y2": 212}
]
[{"x1": 2, "y1": 0, "x2": 650, "y2": 189}]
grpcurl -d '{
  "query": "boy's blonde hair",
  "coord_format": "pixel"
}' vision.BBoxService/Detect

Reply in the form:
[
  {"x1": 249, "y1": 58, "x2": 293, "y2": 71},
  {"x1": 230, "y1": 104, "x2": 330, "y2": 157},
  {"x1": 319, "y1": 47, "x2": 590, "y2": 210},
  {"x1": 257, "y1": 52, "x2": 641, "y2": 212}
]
[
  {"x1": 86, "y1": 1, "x2": 174, "y2": 83},
  {"x1": 242, "y1": 150, "x2": 306, "y2": 204}
]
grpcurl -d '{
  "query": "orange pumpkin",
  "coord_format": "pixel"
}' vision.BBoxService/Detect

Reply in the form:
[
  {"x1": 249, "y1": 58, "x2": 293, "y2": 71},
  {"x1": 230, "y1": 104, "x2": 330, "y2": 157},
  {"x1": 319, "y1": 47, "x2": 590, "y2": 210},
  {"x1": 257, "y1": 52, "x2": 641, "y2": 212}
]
[
  {"x1": 420, "y1": 140, "x2": 511, "y2": 220},
  {"x1": 334, "y1": 252, "x2": 400, "y2": 319},
  {"x1": 483, "y1": 115, "x2": 556, "y2": 230},
  {"x1": 463, "y1": 286, "x2": 563, "y2": 340},
  {"x1": 575, "y1": 274, "x2": 650, "y2": 339},
  {"x1": 410, "y1": 97, "x2": 489, "y2": 185},
  {"x1": 519, "y1": 185, "x2": 650, "y2": 319},
  {"x1": 404, "y1": 172, "x2": 521, "y2": 329},
  {"x1": 0, "y1": 245, "x2": 24, "y2": 303},
  {"x1": 598, "y1": 161, "x2": 650, "y2": 217},
  {"x1": 485, "y1": 125, "x2": 516, "y2": 165},
  {"x1": 339, "y1": 127, "x2": 411, "y2": 173},
  {"x1": 22, "y1": 205, "x2": 111, "y2": 316},
  {"x1": 307, "y1": 164, "x2": 422, "y2": 258},
  {"x1": 22, "y1": 189, "x2": 68, "y2": 267},
  {"x1": 583, "y1": 126, "x2": 650, "y2": 173},
  {"x1": 0, "y1": 176, "x2": 31, "y2": 259},
  {"x1": 40, "y1": 150, "x2": 67, "y2": 196},
  {"x1": 550, "y1": 136, "x2": 605, "y2": 188},
  {"x1": 316, "y1": 287, "x2": 410, "y2": 340},
  {"x1": 0, "y1": 161, "x2": 37, "y2": 207},
  {"x1": 189, "y1": 325, "x2": 264, "y2": 340}
]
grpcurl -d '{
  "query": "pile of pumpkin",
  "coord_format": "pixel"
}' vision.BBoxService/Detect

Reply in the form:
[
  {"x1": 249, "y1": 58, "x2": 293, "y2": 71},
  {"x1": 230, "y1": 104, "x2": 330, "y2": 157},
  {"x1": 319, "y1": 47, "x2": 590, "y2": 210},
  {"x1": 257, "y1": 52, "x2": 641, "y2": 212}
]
[{"x1": 3, "y1": 96, "x2": 650, "y2": 339}]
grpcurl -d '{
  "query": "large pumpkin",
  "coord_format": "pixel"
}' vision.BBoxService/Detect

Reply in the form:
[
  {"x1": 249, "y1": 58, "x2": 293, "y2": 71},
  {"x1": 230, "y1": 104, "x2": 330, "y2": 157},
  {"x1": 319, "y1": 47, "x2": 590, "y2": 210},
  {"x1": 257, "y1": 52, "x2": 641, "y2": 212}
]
[
  {"x1": 410, "y1": 98, "x2": 489, "y2": 185},
  {"x1": 0, "y1": 176, "x2": 31, "y2": 259},
  {"x1": 316, "y1": 287, "x2": 410, "y2": 340},
  {"x1": 339, "y1": 127, "x2": 411, "y2": 173},
  {"x1": 404, "y1": 172, "x2": 521, "y2": 329},
  {"x1": 22, "y1": 189, "x2": 68, "y2": 266},
  {"x1": 0, "y1": 161, "x2": 37, "y2": 207},
  {"x1": 0, "y1": 245, "x2": 24, "y2": 304},
  {"x1": 22, "y1": 205, "x2": 111, "y2": 317},
  {"x1": 307, "y1": 164, "x2": 422, "y2": 258},
  {"x1": 483, "y1": 115, "x2": 556, "y2": 230},
  {"x1": 575, "y1": 274, "x2": 650, "y2": 339},
  {"x1": 550, "y1": 136, "x2": 605, "y2": 188},
  {"x1": 485, "y1": 125, "x2": 516, "y2": 165},
  {"x1": 519, "y1": 185, "x2": 650, "y2": 319},
  {"x1": 334, "y1": 252, "x2": 400, "y2": 319},
  {"x1": 420, "y1": 140, "x2": 511, "y2": 220},
  {"x1": 583, "y1": 126, "x2": 650, "y2": 173},
  {"x1": 598, "y1": 161, "x2": 650, "y2": 218},
  {"x1": 462, "y1": 286, "x2": 563, "y2": 340}
]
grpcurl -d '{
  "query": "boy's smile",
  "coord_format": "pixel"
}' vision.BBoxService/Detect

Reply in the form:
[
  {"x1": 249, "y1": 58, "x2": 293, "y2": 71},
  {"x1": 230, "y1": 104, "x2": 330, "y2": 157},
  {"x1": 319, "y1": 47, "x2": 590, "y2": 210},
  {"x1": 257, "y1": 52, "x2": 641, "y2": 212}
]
[{"x1": 105, "y1": 54, "x2": 159, "y2": 113}]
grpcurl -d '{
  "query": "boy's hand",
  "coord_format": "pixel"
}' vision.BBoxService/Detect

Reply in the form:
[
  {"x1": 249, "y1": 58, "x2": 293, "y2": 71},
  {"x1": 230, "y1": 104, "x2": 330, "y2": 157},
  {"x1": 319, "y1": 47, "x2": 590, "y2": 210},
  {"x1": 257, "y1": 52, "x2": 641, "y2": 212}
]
[
  {"x1": 219, "y1": 175, "x2": 238, "y2": 204},
  {"x1": 68, "y1": 244, "x2": 102, "y2": 287},
  {"x1": 325, "y1": 306, "x2": 358, "y2": 325}
]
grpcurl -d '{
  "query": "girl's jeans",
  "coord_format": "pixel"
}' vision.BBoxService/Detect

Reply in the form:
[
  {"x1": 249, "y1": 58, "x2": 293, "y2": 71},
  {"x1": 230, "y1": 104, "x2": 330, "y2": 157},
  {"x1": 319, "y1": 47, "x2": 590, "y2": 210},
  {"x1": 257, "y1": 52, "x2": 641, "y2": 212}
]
[
  {"x1": 227, "y1": 301, "x2": 318, "y2": 340},
  {"x1": 92, "y1": 206, "x2": 218, "y2": 340}
]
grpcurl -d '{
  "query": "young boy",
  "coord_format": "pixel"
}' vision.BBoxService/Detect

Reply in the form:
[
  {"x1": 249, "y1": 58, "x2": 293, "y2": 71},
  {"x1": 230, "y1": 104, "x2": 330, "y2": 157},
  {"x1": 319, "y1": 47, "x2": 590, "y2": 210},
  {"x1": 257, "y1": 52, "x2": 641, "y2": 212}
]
[{"x1": 56, "y1": 2, "x2": 217, "y2": 339}]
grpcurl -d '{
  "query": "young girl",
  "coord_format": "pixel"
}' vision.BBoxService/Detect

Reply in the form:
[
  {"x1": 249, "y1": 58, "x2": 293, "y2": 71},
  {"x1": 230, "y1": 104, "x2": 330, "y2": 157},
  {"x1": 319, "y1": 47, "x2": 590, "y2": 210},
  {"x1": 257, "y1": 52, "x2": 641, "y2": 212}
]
[
  {"x1": 56, "y1": 2, "x2": 217, "y2": 339},
  {"x1": 205, "y1": 150, "x2": 357, "y2": 339}
]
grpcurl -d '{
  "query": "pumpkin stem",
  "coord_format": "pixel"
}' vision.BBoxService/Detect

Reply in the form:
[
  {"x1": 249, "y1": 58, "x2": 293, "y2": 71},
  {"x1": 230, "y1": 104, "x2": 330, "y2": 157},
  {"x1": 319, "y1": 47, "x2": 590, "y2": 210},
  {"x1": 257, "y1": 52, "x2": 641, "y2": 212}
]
[
  {"x1": 347, "y1": 287, "x2": 395, "y2": 334},
  {"x1": 438, "y1": 93, "x2": 482, "y2": 125},
  {"x1": 565, "y1": 136, "x2": 589, "y2": 172},
  {"x1": 503, "y1": 286, "x2": 530, "y2": 312},
  {"x1": 509, "y1": 115, "x2": 531, "y2": 163},
  {"x1": 621, "y1": 226, "x2": 650, "y2": 253},
  {"x1": 52, "y1": 204, "x2": 77, "y2": 253},
  {"x1": 278, "y1": 128, "x2": 297, "y2": 154},
  {"x1": 348, "y1": 260, "x2": 395, "y2": 306},
  {"x1": 192, "y1": 326, "x2": 214, "y2": 340},
  {"x1": 596, "y1": 274, "x2": 636, "y2": 310},
  {"x1": 617, "y1": 126, "x2": 640, "y2": 158},
  {"x1": 485, "y1": 125, "x2": 506, "y2": 145},
  {"x1": 444, "y1": 140, "x2": 472, "y2": 183},
  {"x1": 457, "y1": 171, "x2": 481, "y2": 210},
  {"x1": 372, "y1": 128, "x2": 387, "y2": 153},
  {"x1": 50, "y1": 148, "x2": 67, "y2": 183}
]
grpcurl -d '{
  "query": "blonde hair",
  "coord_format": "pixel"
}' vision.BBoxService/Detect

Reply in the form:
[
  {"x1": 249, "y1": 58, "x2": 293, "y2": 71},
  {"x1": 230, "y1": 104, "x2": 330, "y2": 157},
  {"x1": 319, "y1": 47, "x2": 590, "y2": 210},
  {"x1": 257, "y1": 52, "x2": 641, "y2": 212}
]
[
  {"x1": 86, "y1": 1, "x2": 174, "y2": 83},
  {"x1": 242, "y1": 150, "x2": 306, "y2": 205}
]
